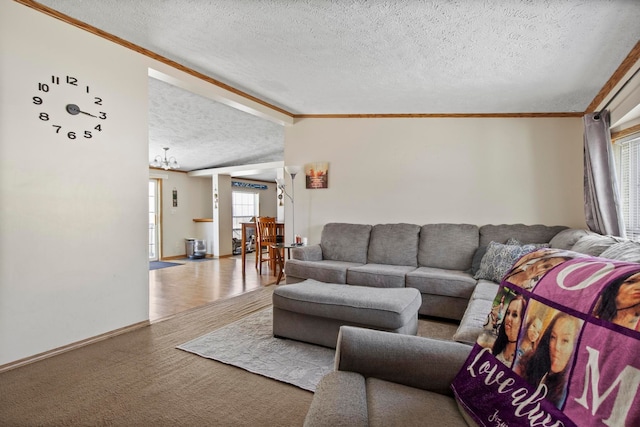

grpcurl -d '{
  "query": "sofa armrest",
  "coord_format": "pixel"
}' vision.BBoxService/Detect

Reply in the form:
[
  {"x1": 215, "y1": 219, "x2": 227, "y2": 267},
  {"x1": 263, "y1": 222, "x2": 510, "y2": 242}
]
[
  {"x1": 291, "y1": 244, "x2": 323, "y2": 261},
  {"x1": 335, "y1": 326, "x2": 471, "y2": 396},
  {"x1": 303, "y1": 371, "x2": 368, "y2": 427}
]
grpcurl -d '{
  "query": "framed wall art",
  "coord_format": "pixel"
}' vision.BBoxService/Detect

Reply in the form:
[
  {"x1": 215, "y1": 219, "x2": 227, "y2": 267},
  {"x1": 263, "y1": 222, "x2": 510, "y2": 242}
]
[{"x1": 305, "y1": 162, "x2": 329, "y2": 189}]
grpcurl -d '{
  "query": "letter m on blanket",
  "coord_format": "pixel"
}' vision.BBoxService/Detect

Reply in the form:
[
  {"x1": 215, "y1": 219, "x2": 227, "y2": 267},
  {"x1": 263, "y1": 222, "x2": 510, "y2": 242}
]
[{"x1": 572, "y1": 346, "x2": 640, "y2": 426}]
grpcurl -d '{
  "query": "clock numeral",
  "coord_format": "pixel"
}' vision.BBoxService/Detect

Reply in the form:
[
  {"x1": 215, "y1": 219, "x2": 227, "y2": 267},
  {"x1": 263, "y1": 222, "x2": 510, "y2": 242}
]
[{"x1": 35, "y1": 75, "x2": 106, "y2": 139}]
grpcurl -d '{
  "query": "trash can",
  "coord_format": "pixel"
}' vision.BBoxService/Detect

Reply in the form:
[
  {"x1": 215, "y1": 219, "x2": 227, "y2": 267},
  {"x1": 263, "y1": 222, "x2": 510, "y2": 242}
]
[{"x1": 185, "y1": 238, "x2": 207, "y2": 259}]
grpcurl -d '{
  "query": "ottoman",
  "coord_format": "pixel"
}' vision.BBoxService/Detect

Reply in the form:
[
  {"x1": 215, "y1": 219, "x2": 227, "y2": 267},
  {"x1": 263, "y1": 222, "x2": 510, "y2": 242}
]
[{"x1": 272, "y1": 279, "x2": 422, "y2": 348}]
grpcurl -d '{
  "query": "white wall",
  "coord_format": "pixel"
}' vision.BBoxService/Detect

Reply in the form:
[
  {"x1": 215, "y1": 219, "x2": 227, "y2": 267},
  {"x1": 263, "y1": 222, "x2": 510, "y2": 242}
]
[
  {"x1": 156, "y1": 171, "x2": 213, "y2": 258},
  {"x1": 0, "y1": 2, "x2": 149, "y2": 365},
  {"x1": 285, "y1": 117, "x2": 587, "y2": 244},
  {"x1": 0, "y1": 2, "x2": 591, "y2": 367}
]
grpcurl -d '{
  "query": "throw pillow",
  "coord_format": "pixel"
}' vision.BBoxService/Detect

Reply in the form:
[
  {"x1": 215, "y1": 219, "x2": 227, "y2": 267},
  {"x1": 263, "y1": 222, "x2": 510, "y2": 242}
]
[
  {"x1": 474, "y1": 241, "x2": 526, "y2": 283},
  {"x1": 548, "y1": 228, "x2": 592, "y2": 250},
  {"x1": 571, "y1": 234, "x2": 620, "y2": 256},
  {"x1": 599, "y1": 241, "x2": 640, "y2": 262},
  {"x1": 506, "y1": 237, "x2": 550, "y2": 254}
]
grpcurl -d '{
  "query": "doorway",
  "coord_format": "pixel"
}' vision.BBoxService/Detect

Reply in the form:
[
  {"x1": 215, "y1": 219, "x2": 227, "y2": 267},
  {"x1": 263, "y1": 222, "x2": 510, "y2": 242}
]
[{"x1": 149, "y1": 179, "x2": 160, "y2": 261}]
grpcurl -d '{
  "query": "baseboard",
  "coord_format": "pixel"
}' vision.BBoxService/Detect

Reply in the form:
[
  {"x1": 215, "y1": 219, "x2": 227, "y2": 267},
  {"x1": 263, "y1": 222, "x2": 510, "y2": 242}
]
[
  {"x1": 161, "y1": 254, "x2": 189, "y2": 260},
  {"x1": 0, "y1": 320, "x2": 150, "y2": 374},
  {"x1": 161, "y1": 254, "x2": 231, "y2": 260}
]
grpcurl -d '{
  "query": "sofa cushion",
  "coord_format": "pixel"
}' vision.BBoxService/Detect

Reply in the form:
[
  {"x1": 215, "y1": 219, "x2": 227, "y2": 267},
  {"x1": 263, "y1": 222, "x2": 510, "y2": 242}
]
[
  {"x1": 571, "y1": 233, "x2": 622, "y2": 256},
  {"x1": 479, "y1": 223, "x2": 567, "y2": 246},
  {"x1": 273, "y1": 280, "x2": 421, "y2": 330},
  {"x1": 285, "y1": 259, "x2": 363, "y2": 284},
  {"x1": 474, "y1": 241, "x2": 527, "y2": 283},
  {"x1": 549, "y1": 228, "x2": 593, "y2": 250},
  {"x1": 367, "y1": 223, "x2": 421, "y2": 266},
  {"x1": 599, "y1": 241, "x2": 640, "y2": 262},
  {"x1": 321, "y1": 223, "x2": 372, "y2": 264},
  {"x1": 406, "y1": 267, "x2": 477, "y2": 299},
  {"x1": 366, "y1": 378, "x2": 468, "y2": 426},
  {"x1": 471, "y1": 280, "x2": 500, "y2": 301},
  {"x1": 453, "y1": 297, "x2": 494, "y2": 345},
  {"x1": 418, "y1": 223, "x2": 479, "y2": 270},
  {"x1": 347, "y1": 264, "x2": 416, "y2": 288},
  {"x1": 291, "y1": 244, "x2": 323, "y2": 261}
]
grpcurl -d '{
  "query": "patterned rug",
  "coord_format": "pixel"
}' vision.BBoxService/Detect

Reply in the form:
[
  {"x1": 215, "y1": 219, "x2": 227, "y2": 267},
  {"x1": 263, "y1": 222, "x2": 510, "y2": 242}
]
[{"x1": 177, "y1": 307, "x2": 334, "y2": 392}]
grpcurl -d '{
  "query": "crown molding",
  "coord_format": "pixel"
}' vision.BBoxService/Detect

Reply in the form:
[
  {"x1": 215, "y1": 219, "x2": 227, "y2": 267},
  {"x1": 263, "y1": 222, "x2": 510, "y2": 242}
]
[
  {"x1": 587, "y1": 40, "x2": 640, "y2": 113},
  {"x1": 294, "y1": 112, "x2": 584, "y2": 119},
  {"x1": 18, "y1": 0, "x2": 634, "y2": 120}
]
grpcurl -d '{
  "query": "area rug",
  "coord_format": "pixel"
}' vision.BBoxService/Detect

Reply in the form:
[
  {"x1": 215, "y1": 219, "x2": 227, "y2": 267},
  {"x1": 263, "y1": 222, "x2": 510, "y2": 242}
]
[
  {"x1": 149, "y1": 261, "x2": 182, "y2": 270},
  {"x1": 177, "y1": 307, "x2": 334, "y2": 392}
]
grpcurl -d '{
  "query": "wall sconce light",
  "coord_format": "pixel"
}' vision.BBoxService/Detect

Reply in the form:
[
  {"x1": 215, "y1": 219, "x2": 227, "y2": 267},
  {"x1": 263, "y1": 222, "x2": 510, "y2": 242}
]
[{"x1": 214, "y1": 186, "x2": 219, "y2": 209}]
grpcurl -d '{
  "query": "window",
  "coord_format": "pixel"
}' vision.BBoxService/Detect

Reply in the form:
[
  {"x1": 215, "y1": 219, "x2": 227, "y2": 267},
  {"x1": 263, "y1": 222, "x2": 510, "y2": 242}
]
[
  {"x1": 617, "y1": 135, "x2": 640, "y2": 240},
  {"x1": 232, "y1": 191, "x2": 259, "y2": 239}
]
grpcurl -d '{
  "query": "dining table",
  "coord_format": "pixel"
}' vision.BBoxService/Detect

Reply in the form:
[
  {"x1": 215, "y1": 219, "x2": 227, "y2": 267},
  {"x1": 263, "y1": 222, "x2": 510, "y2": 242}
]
[{"x1": 240, "y1": 221, "x2": 285, "y2": 277}]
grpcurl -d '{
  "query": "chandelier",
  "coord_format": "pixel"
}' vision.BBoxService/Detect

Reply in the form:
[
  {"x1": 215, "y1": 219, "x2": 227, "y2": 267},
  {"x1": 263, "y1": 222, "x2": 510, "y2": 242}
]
[{"x1": 151, "y1": 147, "x2": 179, "y2": 170}]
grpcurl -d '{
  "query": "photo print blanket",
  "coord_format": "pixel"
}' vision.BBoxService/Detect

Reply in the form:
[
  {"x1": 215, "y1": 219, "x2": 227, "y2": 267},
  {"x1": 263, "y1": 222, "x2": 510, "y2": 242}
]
[{"x1": 451, "y1": 248, "x2": 640, "y2": 427}]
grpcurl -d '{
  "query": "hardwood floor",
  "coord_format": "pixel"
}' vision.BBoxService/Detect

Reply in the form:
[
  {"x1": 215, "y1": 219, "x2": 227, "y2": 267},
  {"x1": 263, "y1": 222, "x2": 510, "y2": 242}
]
[{"x1": 149, "y1": 252, "x2": 278, "y2": 322}]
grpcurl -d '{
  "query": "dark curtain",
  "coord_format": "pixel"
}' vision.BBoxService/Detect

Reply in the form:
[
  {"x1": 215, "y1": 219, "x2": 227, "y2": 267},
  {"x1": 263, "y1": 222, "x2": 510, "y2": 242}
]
[{"x1": 583, "y1": 111, "x2": 626, "y2": 237}]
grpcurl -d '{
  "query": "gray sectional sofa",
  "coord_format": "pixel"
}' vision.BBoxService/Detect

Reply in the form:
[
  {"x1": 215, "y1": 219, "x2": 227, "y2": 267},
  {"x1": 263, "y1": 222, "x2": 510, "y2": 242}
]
[
  {"x1": 299, "y1": 225, "x2": 640, "y2": 426},
  {"x1": 304, "y1": 326, "x2": 472, "y2": 426},
  {"x1": 286, "y1": 222, "x2": 569, "y2": 321},
  {"x1": 286, "y1": 222, "x2": 640, "y2": 345}
]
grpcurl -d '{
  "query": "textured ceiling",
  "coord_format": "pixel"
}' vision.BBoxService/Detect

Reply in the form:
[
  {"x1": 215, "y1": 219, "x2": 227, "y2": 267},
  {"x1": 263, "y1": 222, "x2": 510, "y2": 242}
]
[
  {"x1": 149, "y1": 78, "x2": 284, "y2": 172},
  {"x1": 34, "y1": 0, "x2": 640, "y2": 174}
]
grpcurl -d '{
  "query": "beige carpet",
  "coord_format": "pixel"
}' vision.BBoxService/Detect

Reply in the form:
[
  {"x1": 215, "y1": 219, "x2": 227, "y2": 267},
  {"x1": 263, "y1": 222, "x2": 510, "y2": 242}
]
[
  {"x1": 0, "y1": 285, "x2": 459, "y2": 426},
  {"x1": 0, "y1": 286, "x2": 313, "y2": 426}
]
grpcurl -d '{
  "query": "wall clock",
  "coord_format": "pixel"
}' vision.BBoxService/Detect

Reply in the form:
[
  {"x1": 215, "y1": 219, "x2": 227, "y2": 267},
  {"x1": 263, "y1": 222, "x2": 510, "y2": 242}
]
[{"x1": 32, "y1": 74, "x2": 108, "y2": 140}]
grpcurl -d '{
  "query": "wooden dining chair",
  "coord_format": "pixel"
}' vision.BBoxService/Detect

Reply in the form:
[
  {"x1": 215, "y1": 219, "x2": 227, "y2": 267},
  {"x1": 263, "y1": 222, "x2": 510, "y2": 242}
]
[{"x1": 255, "y1": 217, "x2": 279, "y2": 275}]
